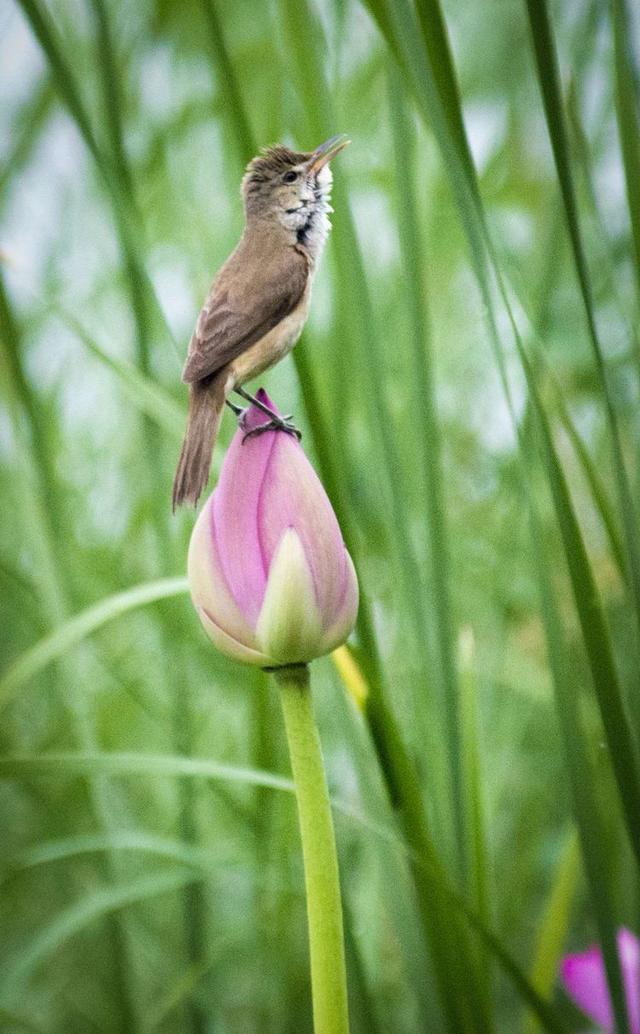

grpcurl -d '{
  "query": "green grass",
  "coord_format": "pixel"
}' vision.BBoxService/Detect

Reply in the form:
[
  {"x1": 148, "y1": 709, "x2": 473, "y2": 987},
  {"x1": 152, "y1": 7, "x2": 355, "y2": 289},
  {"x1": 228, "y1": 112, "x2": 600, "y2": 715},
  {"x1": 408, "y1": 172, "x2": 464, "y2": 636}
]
[{"x1": 1, "y1": 0, "x2": 639, "y2": 1030}]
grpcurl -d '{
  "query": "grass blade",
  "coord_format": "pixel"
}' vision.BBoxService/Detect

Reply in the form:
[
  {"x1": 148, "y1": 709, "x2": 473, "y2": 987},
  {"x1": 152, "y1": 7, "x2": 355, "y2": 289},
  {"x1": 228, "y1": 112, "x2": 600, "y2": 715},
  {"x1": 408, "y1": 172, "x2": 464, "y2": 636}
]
[
  {"x1": 0, "y1": 74, "x2": 54, "y2": 202},
  {"x1": 387, "y1": 64, "x2": 466, "y2": 877},
  {"x1": 545, "y1": 368, "x2": 627, "y2": 583},
  {"x1": 3, "y1": 833, "x2": 213, "y2": 878},
  {"x1": 612, "y1": 0, "x2": 640, "y2": 298},
  {"x1": 0, "y1": 870, "x2": 197, "y2": 1005},
  {"x1": 529, "y1": 359, "x2": 640, "y2": 871},
  {"x1": 0, "y1": 577, "x2": 188, "y2": 712},
  {"x1": 0, "y1": 1010, "x2": 47, "y2": 1034},
  {"x1": 15, "y1": 0, "x2": 179, "y2": 363},
  {"x1": 199, "y1": 0, "x2": 255, "y2": 166},
  {"x1": 458, "y1": 629, "x2": 492, "y2": 951},
  {"x1": 0, "y1": 270, "x2": 140, "y2": 1031},
  {"x1": 524, "y1": 0, "x2": 640, "y2": 645},
  {"x1": 526, "y1": 479, "x2": 631, "y2": 1034},
  {"x1": 0, "y1": 751, "x2": 295, "y2": 792},
  {"x1": 87, "y1": 0, "x2": 132, "y2": 194},
  {"x1": 525, "y1": 827, "x2": 580, "y2": 1034},
  {"x1": 52, "y1": 306, "x2": 185, "y2": 438},
  {"x1": 14, "y1": 0, "x2": 102, "y2": 162},
  {"x1": 413, "y1": 0, "x2": 476, "y2": 183},
  {"x1": 0, "y1": 754, "x2": 572, "y2": 1032},
  {"x1": 363, "y1": 0, "x2": 640, "y2": 947}
]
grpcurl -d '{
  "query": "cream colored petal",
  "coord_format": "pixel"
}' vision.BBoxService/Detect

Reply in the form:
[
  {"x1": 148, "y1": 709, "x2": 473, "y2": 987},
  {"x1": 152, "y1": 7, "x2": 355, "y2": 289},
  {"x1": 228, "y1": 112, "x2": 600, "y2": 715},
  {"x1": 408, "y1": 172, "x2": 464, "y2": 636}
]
[
  {"x1": 319, "y1": 550, "x2": 359, "y2": 656},
  {"x1": 188, "y1": 497, "x2": 258, "y2": 648},
  {"x1": 197, "y1": 607, "x2": 270, "y2": 666},
  {"x1": 255, "y1": 529, "x2": 323, "y2": 664}
]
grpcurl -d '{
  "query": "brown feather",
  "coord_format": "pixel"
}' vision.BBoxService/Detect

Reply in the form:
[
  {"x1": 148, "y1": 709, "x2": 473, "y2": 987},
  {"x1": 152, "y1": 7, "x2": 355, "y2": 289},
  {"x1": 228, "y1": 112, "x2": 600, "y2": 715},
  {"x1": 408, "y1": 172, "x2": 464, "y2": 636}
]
[
  {"x1": 182, "y1": 233, "x2": 310, "y2": 384},
  {"x1": 172, "y1": 370, "x2": 228, "y2": 509},
  {"x1": 243, "y1": 146, "x2": 310, "y2": 189}
]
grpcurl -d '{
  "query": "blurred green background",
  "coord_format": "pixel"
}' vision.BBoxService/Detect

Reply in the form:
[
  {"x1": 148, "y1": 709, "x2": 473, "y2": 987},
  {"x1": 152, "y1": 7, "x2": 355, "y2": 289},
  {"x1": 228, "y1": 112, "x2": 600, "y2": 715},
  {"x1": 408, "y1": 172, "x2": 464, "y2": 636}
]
[{"x1": 2, "y1": 0, "x2": 640, "y2": 1031}]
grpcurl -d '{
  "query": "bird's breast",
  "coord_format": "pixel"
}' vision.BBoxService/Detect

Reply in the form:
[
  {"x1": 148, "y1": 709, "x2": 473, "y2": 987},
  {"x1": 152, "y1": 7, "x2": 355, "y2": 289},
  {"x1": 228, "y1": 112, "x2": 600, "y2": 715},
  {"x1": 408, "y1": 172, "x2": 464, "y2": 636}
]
[{"x1": 229, "y1": 282, "x2": 312, "y2": 386}]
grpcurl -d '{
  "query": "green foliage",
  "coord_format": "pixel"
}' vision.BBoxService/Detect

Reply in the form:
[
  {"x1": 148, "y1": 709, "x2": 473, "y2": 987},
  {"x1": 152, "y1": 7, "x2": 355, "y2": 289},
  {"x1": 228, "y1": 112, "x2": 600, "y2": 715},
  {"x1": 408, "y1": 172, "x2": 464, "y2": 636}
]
[{"x1": 1, "y1": 0, "x2": 639, "y2": 1030}]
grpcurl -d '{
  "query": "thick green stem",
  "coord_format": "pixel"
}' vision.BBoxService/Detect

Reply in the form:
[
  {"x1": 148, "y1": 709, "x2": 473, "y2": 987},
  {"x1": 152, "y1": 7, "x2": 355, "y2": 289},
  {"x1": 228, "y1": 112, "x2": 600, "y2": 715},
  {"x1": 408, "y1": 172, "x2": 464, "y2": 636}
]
[{"x1": 274, "y1": 664, "x2": 349, "y2": 1034}]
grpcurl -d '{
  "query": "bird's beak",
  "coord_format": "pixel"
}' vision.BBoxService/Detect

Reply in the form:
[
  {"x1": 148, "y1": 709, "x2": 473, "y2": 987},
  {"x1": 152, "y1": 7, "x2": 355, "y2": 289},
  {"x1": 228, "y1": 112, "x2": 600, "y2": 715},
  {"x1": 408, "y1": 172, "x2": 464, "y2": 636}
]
[{"x1": 305, "y1": 134, "x2": 350, "y2": 173}]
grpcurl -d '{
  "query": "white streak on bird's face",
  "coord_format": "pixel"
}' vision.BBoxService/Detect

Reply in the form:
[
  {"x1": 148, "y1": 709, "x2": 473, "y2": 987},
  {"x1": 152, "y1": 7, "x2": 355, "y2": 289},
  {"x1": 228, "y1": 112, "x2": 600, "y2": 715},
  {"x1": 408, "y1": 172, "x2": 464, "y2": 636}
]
[
  {"x1": 277, "y1": 165, "x2": 333, "y2": 256},
  {"x1": 241, "y1": 148, "x2": 334, "y2": 259}
]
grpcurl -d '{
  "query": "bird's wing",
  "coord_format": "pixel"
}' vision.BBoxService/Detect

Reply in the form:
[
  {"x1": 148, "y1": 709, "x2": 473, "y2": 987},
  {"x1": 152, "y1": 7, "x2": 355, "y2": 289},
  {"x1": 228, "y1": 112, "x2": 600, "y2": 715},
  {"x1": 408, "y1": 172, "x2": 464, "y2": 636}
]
[{"x1": 182, "y1": 246, "x2": 309, "y2": 384}]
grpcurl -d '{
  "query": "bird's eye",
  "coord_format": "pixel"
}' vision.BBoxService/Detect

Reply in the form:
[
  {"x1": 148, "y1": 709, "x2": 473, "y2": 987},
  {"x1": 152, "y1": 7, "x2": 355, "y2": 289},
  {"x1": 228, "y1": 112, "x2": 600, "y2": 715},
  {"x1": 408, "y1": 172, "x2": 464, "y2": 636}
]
[{"x1": 283, "y1": 170, "x2": 298, "y2": 184}]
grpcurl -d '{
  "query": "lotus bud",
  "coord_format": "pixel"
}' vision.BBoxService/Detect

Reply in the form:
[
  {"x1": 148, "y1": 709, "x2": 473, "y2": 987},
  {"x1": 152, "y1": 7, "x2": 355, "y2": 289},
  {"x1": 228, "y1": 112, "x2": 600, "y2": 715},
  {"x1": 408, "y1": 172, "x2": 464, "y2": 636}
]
[
  {"x1": 560, "y1": 928, "x2": 640, "y2": 1033},
  {"x1": 188, "y1": 389, "x2": 358, "y2": 667}
]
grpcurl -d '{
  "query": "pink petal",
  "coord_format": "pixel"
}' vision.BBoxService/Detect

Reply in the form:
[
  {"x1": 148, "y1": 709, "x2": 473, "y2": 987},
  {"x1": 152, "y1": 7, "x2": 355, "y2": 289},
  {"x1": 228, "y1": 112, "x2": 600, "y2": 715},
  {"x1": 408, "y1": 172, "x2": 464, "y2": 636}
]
[
  {"x1": 561, "y1": 945, "x2": 613, "y2": 1031},
  {"x1": 188, "y1": 495, "x2": 258, "y2": 648},
  {"x1": 257, "y1": 431, "x2": 347, "y2": 628},
  {"x1": 241, "y1": 387, "x2": 281, "y2": 432},
  {"x1": 320, "y1": 551, "x2": 359, "y2": 655},
  {"x1": 620, "y1": 929, "x2": 640, "y2": 1034},
  {"x1": 561, "y1": 930, "x2": 640, "y2": 1034},
  {"x1": 212, "y1": 395, "x2": 279, "y2": 625}
]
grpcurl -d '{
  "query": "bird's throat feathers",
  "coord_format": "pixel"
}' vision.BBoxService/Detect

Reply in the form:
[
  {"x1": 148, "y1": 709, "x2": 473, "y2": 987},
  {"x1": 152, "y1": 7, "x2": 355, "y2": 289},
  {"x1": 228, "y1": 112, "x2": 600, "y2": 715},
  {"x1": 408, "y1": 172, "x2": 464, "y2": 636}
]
[
  {"x1": 242, "y1": 147, "x2": 334, "y2": 264},
  {"x1": 292, "y1": 165, "x2": 333, "y2": 258},
  {"x1": 260, "y1": 164, "x2": 333, "y2": 262}
]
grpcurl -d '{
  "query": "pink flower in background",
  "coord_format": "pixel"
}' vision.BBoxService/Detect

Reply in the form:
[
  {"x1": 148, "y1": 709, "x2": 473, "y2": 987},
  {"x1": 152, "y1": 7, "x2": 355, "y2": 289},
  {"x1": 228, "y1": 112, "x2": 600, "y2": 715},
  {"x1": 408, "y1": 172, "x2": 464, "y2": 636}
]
[
  {"x1": 561, "y1": 928, "x2": 640, "y2": 1033},
  {"x1": 188, "y1": 389, "x2": 358, "y2": 667}
]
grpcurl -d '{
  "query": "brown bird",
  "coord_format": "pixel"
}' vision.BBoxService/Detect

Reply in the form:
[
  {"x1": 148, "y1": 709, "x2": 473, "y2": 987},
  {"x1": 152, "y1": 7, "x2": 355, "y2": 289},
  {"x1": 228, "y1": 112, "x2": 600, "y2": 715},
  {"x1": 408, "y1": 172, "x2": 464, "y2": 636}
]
[{"x1": 172, "y1": 134, "x2": 349, "y2": 509}]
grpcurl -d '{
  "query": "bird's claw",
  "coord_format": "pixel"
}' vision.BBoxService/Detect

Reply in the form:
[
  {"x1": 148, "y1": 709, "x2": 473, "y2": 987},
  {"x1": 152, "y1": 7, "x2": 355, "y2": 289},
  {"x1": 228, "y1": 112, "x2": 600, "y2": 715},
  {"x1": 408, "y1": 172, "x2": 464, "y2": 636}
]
[
  {"x1": 241, "y1": 417, "x2": 302, "y2": 443},
  {"x1": 225, "y1": 399, "x2": 245, "y2": 418}
]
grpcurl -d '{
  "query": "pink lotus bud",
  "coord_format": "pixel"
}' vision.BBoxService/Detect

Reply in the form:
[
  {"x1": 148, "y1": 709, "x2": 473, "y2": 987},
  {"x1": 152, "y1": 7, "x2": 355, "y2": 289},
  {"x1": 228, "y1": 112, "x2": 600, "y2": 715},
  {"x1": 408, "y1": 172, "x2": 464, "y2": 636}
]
[
  {"x1": 560, "y1": 928, "x2": 640, "y2": 1033},
  {"x1": 188, "y1": 389, "x2": 358, "y2": 667}
]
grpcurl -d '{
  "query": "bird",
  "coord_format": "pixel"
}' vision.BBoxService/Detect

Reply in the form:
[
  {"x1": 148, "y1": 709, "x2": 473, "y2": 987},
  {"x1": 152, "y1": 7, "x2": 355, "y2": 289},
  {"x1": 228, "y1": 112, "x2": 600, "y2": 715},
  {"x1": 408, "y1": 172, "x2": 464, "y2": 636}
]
[{"x1": 172, "y1": 134, "x2": 350, "y2": 510}]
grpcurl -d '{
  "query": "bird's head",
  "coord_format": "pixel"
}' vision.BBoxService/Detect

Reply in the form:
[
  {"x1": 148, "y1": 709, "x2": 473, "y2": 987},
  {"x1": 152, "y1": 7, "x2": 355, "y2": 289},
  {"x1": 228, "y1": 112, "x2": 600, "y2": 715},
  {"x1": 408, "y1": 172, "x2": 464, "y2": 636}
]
[{"x1": 241, "y1": 135, "x2": 349, "y2": 235}]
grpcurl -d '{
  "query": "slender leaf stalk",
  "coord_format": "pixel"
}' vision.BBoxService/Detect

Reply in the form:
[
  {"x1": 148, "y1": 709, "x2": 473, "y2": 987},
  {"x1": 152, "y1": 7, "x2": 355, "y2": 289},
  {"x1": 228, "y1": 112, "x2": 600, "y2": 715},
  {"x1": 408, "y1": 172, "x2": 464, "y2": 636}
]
[
  {"x1": 0, "y1": 273, "x2": 139, "y2": 1033},
  {"x1": 524, "y1": 0, "x2": 640, "y2": 651},
  {"x1": 525, "y1": 828, "x2": 580, "y2": 1034},
  {"x1": 274, "y1": 664, "x2": 349, "y2": 1034},
  {"x1": 388, "y1": 63, "x2": 466, "y2": 878},
  {"x1": 612, "y1": 0, "x2": 640, "y2": 300},
  {"x1": 526, "y1": 476, "x2": 631, "y2": 1034}
]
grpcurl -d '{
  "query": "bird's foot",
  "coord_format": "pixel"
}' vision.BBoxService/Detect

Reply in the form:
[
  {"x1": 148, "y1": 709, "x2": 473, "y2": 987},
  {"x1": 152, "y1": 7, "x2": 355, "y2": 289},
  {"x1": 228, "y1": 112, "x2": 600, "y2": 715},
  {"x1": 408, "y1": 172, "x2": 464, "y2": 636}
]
[
  {"x1": 225, "y1": 399, "x2": 245, "y2": 417},
  {"x1": 241, "y1": 415, "x2": 302, "y2": 443},
  {"x1": 233, "y1": 386, "x2": 301, "y2": 442}
]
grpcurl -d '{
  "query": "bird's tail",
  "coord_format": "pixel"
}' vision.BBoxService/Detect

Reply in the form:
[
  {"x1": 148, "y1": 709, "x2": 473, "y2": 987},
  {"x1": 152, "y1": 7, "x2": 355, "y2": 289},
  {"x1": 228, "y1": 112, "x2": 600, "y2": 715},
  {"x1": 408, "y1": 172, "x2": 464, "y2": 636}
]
[{"x1": 172, "y1": 372, "x2": 228, "y2": 510}]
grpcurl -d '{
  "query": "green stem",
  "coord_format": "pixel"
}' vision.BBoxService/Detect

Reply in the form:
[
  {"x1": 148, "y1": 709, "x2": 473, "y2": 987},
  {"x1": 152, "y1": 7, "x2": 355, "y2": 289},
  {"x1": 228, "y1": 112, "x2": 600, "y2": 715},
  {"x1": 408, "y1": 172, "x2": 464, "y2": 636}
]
[{"x1": 274, "y1": 664, "x2": 349, "y2": 1034}]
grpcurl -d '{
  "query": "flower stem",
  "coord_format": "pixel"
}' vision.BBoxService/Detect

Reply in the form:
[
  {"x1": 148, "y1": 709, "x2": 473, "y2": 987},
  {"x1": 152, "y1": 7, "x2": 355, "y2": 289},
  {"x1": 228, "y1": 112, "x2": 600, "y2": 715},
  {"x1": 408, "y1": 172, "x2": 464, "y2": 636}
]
[{"x1": 273, "y1": 664, "x2": 349, "y2": 1034}]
